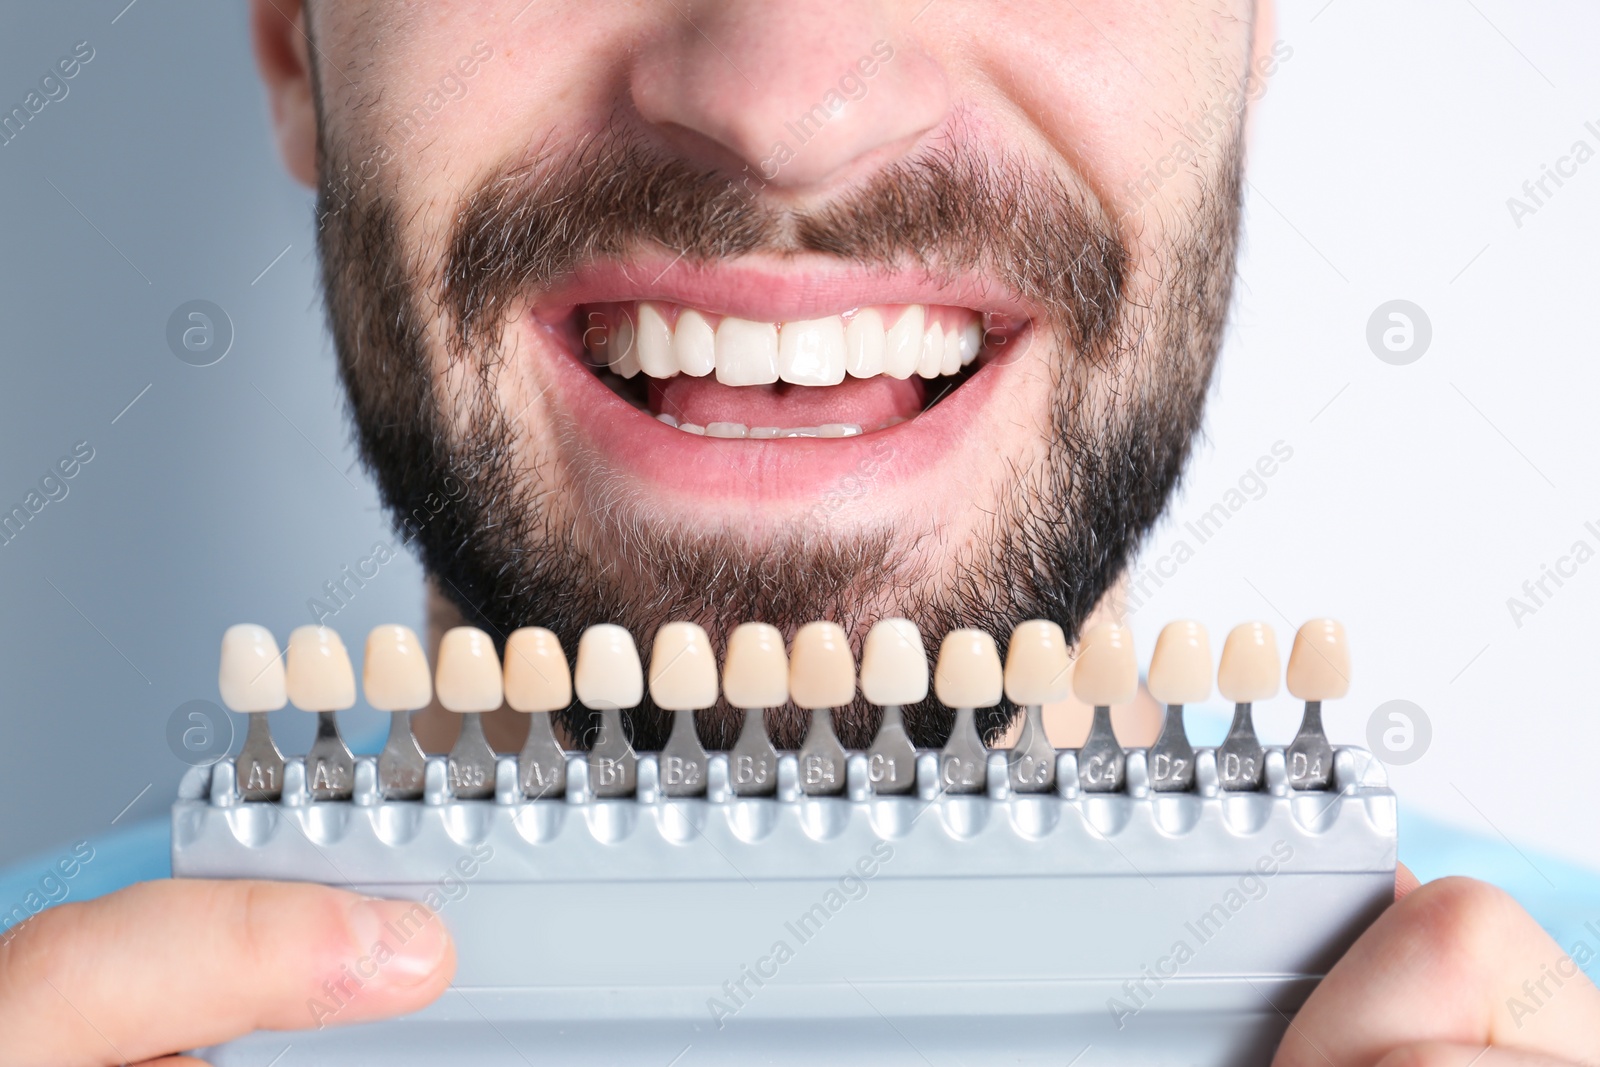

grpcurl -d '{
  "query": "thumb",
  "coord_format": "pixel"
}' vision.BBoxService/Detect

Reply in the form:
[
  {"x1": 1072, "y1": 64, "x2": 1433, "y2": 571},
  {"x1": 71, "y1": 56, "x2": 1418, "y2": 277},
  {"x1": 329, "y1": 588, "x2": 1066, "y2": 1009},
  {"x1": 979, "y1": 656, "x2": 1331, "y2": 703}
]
[{"x1": 0, "y1": 879, "x2": 454, "y2": 1067}]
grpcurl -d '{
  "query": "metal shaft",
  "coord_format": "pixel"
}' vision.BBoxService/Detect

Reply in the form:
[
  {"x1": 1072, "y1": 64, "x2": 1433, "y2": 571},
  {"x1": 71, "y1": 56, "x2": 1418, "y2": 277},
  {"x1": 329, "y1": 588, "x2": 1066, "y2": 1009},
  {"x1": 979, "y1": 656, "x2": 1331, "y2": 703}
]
[
  {"x1": 377, "y1": 710, "x2": 426, "y2": 800},
  {"x1": 1007, "y1": 703, "x2": 1056, "y2": 792},
  {"x1": 448, "y1": 712, "x2": 497, "y2": 799},
  {"x1": 519, "y1": 711, "x2": 567, "y2": 798},
  {"x1": 866, "y1": 704, "x2": 916, "y2": 795},
  {"x1": 798, "y1": 707, "x2": 847, "y2": 796},
  {"x1": 588, "y1": 707, "x2": 638, "y2": 797},
  {"x1": 1079, "y1": 706, "x2": 1124, "y2": 792},
  {"x1": 940, "y1": 706, "x2": 987, "y2": 794},
  {"x1": 730, "y1": 707, "x2": 778, "y2": 796},
  {"x1": 307, "y1": 711, "x2": 355, "y2": 801},
  {"x1": 236, "y1": 711, "x2": 285, "y2": 802},
  {"x1": 659, "y1": 708, "x2": 708, "y2": 797},
  {"x1": 1285, "y1": 700, "x2": 1333, "y2": 790},
  {"x1": 1217, "y1": 702, "x2": 1264, "y2": 790},
  {"x1": 1149, "y1": 704, "x2": 1195, "y2": 792}
]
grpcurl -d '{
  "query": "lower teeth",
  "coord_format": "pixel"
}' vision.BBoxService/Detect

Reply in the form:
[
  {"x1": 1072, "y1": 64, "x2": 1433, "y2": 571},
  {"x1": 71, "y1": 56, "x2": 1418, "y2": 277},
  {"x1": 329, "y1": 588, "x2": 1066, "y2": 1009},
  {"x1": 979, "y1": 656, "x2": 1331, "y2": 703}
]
[{"x1": 656, "y1": 413, "x2": 867, "y2": 439}]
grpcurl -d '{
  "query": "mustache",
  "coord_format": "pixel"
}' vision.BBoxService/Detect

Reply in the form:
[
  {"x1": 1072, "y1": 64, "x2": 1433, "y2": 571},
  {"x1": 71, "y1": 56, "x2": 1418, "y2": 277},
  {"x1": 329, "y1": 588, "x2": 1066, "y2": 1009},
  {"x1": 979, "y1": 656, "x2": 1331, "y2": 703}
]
[{"x1": 440, "y1": 127, "x2": 1128, "y2": 357}]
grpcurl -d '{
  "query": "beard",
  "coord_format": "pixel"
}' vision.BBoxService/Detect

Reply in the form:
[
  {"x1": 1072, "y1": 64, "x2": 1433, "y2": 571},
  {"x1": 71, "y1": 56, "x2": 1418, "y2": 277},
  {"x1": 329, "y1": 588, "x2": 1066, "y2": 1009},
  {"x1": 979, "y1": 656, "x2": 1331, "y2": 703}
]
[{"x1": 314, "y1": 122, "x2": 1242, "y2": 752}]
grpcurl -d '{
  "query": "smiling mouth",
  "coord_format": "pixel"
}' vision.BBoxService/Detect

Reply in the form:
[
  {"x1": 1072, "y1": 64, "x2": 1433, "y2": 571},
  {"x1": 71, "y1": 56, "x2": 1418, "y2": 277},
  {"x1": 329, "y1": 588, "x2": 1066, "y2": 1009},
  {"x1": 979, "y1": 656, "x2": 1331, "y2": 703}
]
[{"x1": 561, "y1": 301, "x2": 1025, "y2": 440}]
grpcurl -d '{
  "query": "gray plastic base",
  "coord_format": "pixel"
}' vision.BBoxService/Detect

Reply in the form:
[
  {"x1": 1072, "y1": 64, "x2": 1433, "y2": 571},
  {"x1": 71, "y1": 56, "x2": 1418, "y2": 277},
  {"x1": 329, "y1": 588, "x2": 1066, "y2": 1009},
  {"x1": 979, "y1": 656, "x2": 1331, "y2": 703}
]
[{"x1": 173, "y1": 746, "x2": 1396, "y2": 1066}]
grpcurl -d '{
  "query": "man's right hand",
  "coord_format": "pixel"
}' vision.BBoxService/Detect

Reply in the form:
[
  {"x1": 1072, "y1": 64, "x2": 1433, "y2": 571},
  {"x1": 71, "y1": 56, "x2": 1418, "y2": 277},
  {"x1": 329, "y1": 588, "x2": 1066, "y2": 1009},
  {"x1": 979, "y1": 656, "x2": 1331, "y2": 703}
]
[{"x1": 0, "y1": 879, "x2": 454, "y2": 1066}]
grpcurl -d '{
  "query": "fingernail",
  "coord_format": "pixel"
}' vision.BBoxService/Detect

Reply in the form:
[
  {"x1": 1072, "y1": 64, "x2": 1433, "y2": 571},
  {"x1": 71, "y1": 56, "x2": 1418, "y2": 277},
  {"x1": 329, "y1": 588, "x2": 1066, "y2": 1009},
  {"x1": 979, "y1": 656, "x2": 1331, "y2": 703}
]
[{"x1": 346, "y1": 898, "x2": 453, "y2": 988}]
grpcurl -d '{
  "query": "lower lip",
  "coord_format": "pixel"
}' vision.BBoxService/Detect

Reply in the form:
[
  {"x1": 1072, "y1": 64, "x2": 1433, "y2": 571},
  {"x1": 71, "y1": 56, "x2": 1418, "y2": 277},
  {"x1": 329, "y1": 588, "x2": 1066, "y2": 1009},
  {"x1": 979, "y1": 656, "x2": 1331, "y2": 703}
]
[{"x1": 536, "y1": 317, "x2": 1015, "y2": 502}]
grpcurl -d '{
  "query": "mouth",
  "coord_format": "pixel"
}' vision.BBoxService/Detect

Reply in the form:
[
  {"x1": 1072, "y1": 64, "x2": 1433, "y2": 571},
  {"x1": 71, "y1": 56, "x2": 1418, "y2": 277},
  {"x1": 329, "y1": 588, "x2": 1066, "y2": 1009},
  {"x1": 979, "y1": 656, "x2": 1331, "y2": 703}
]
[{"x1": 564, "y1": 300, "x2": 1021, "y2": 439}]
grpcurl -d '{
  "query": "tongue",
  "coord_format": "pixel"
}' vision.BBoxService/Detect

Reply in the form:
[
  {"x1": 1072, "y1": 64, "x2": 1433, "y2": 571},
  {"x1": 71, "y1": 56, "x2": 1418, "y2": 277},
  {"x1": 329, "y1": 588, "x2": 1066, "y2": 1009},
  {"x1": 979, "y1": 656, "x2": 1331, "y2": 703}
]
[{"x1": 650, "y1": 376, "x2": 925, "y2": 429}]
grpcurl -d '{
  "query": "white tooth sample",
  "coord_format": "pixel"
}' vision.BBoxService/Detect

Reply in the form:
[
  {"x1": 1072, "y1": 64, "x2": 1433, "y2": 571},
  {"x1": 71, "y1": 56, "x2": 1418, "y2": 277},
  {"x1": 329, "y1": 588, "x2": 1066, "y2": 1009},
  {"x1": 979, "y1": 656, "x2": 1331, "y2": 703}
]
[
  {"x1": 1218, "y1": 622, "x2": 1280, "y2": 703},
  {"x1": 859, "y1": 618, "x2": 929, "y2": 705},
  {"x1": 1147, "y1": 620, "x2": 1212, "y2": 706},
  {"x1": 219, "y1": 623, "x2": 287, "y2": 712},
  {"x1": 635, "y1": 302, "x2": 677, "y2": 379},
  {"x1": 574, "y1": 624, "x2": 644, "y2": 709},
  {"x1": 503, "y1": 626, "x2": 572, "y2": 712},
  {"x1": 1071, "y1": 622, "x2": 1138, "y2": 707},
  {"x1": 844, "y1": 308, "x2": 886, "y2": 378},
  {"x1": 363, "y1": 624, "x2": 432, "y2": 712},
  {"x1": 941, "y1": 323, "x2": 963, "y2": 376},
  {"x1": 607, "y1": 309, "x2": 640, "y2": 379},
  {"x1": 1002, "y1": 620, "x2": 1072, "y2": 705},
  {"x1": 673, "y1": 308, "x2": 716, "y2": 377},
  {"x1": 778, "y1": 316, "x2": 847, "y2": 386},
  {"x1": 435, "y1": 626, "x2": 504, "y2": 713},
  {"x1": 917, "y1": 321, "x2": 945, "y2": 378},
  {"x1": 649, "y1": 622, "x2": 719, "y2": 711},
  {"x1": 789, "y1": 621, "x2": 856, "y2": 709},
  {"x1": 286, "y1": 625, "x2": 357, "y2": 711},
  {"x1": 715, "y1": 317, "x2": 779, "y2": 386},
  {"x1": 959, "y1": 320, "x2": 982, "y2": 365},
  {"x1": 722, "y1": 622, "x2": 789, "y2": 709},
  {"x1": 1286, "y1": 618, "x2": 1350, "y2": 701},
  {"x1": 934, "y1": 628, "x2": 1003, "y2": 708},
  {"x1": 882, "y1": 305, "x2": 924, "y2": 379},
  {"x1": 706, "y1": 422, "x2": 748, "y2": 439}
]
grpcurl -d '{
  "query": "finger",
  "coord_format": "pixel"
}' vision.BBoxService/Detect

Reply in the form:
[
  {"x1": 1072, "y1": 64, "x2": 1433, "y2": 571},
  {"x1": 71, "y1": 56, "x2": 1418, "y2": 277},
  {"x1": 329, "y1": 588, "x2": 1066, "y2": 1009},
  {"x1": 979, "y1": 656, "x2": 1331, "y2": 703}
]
[
  {"x1": 0, "y1": 879, "x2": 454, "y2": 1067},
  {"x1": 1395, "y1": 862, "x2": 1421, "y2": 901},
  {"x1": 1376, "y1": 1042, "x2": 1584, "y2": 1066},
  {"x1": 1273, "y1": 877, "x2": 1600, "y2": 1067}
]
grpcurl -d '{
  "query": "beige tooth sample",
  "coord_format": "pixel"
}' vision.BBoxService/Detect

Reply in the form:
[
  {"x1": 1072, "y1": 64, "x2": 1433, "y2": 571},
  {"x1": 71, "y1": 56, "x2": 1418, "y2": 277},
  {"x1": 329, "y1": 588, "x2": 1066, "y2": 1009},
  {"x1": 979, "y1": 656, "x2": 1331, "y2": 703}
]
[
  {"x1": 844, "y1": 308, "x2": 886, "y2": 377},
  {"x1": 917, "y1": 321, "x2": 945, "y2": 378},
  {"x1": 504, "y1": 626, "x2": 572, "y2": 711},
  {"x1": 434, "y1": 626, "x2": 504, "y2": 712},
  {"x1": 1070, "y1": 622, "x2": 1137, "y2": 706},
  {"x1": 1071, "y1": 622, "x2": 1133, "y2": 792},
  {"x1": 634, "y1": 301, "x2": 677, "y2": 379},
  {"x1": 286, "y1": 625, "x2": 357, "y2": 711},
  {"x1": 1286, "y1": 618, "x2": 1350, "y2": 700},
  {"x1": 673, "y1": 308, "x2": 716, "y2": 377},
  {"x1": 576, "y1": 624, "x2": 642, "y2": 797},
  {"x1": 789, "y1": 621, "x2": 856, "y2": 709},
  {"x1": 220, "y1": 623, "x2": 287, "y2": 802},
  {"x1": 724, "y1": 622, "x2": 786, "y2": 796},
  {"x1": 714, "y1": 317, "x2": 779, "y2": 386},
  {"x1": 506, "y1": 626, "x2": 571, "y2": 798},
  {"x1": 859, "y1": 617, "x2": 930, "y2": 705},
  {"x1": 219, "y1": 623, "x2": 287, "y2": 712},
  {"x1": 287, "y1": 625, "x2": 357, "y2": 800},
  {"x1": 1001, "y1": 620, "x2": 1071, "y2": 706},
  {"x1": 882, "y1": 305, "x2": 924, "y2": 380},
  {"x1": 363, "y1": 624, "x2": 432, "y2": 711},
  {"x1": 1148, "y1": 620, "x2": 1212, "y2": 706},
  {"x1": 366, "y1": 625, "x2": 431, "y2": 800},
  {"x1": 934, "y1": 629, "x2": 1003, "y2": 707},
  {"x1": 722, "y1": 622, "x2": 789, "y2": 709},
  {"x1": 649, "y1": 621, "x2": 719, "y2": 711},
  {"x1": 1147, "y1": 620, "x2": 1208, "y2": 792},
  {"x1": 791, "y1": 621, "x2": 854, "y2": 796},
  {"x1": 1218, "y1": 621, "x2": 1280, "y2": 703},
  {"x1": 861, "y1": 618, "x2": 924, "y2": 795},
  {"x1": 778, "y1": 317, "x2": 847, "y2": 386}
]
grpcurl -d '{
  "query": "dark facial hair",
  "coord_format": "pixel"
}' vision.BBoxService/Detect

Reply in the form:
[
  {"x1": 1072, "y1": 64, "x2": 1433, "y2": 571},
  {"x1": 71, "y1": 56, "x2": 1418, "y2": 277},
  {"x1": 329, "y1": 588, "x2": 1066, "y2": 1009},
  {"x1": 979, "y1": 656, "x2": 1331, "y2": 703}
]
[{"x1": 315, "y1": 122, "x2": 1241, "y2": 752}]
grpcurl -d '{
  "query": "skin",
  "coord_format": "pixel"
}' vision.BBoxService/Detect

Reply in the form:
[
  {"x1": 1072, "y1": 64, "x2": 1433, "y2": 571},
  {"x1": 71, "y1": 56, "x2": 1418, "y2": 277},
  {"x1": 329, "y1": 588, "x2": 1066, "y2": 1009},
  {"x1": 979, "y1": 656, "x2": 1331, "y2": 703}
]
[{"x1": 0, "y1": 2, "x2": 1594, "y2": 1064}]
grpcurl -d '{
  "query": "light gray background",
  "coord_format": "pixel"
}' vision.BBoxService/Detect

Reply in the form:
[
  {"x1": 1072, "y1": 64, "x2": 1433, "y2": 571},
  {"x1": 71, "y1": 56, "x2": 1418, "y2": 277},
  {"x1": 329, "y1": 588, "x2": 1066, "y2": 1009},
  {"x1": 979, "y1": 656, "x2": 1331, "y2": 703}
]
[{"x1": 2, "y1": 1, "x2": 1596, "y2": 870}]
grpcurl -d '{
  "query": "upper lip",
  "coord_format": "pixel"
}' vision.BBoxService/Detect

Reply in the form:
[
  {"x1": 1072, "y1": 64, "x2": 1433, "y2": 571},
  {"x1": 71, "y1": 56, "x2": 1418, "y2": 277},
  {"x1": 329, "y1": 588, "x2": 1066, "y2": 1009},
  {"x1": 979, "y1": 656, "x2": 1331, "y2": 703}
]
[{"x1": 532, "y1": 252, "x2": 1036, "y2": 326}]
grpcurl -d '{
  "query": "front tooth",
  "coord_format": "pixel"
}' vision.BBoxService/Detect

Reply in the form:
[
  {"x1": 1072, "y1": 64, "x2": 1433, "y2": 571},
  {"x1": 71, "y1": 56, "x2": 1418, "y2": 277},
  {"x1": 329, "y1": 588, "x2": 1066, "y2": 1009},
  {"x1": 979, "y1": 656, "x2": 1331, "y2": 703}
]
[
  {"x1": 959, "y1": 320, "x2": 982, "y2": 365},
  {"x1": 649, "y1": 621, "x2": 719, "y2": 711},
  {"x1": 941, "y1": 324, "x2": 962, "y2": 376},
  {"x1": 680, "y1": 422, "x2": 706, "y2": 435},
  {"x1": 1002, "y1": 620, "x2": 1071, "y2": 706},
  {"x1": 674, "y1": 308, "x2": 716, "y2": 377},
  {"x1": 859, "y1": 618, "x2": 929, "y2": 705},
  {"x1": 608, "y1": 309, "x2": 641, "y2": 379},
  {"x1": 1218, "y1": 622, "x2": 1280, "y2": 703},
  {"x1": 1286, "y1": 619, "x2": 1350, "y2": 701},
  {"x1": 219, "y1": 624, "x2": 287, "y2": 712},
  {"x1": 363, "y1": 624, "x2": 432, "y2": 712},
  {"x1": 574, "y1": 624, "x2": 644, "y2": 710},
  {"x1": 845, "y1": 308, "x2": 886, "y2": 377},
  {"x1": 1148, "y1": 620, "x2": 1212, "y2": 706},
  {"x1": 750, "y1": 426, "x2": 780, "y2": 439},
  {"x1": 882, "y1": 305, "x2": 924, "y2": 379},
  {"x1": 715, "y1": 317, "x2": 779, "y2": 386},
  {"x1": 656, "y1": 412, "x2": 679, "y2": 427},
  {"x1": 818, "y1": 423, "x2": 861, "y2": 438},
  {"x1": 778, "y1": 317, "x2": 847, "y2": 386},
  {"x1": 286, "y1": 625, "x2": 357, "y2": 711},
  {"x1": 722, "y1": 622, "x2": 789, "y2": 709},
  {"x1": 434, "y1": 626, "x2": 504, "y2": 713},
  {"x1": 503, "y1": 626, "x2": 572, "y2": 712},
  {"x1": 934, "y1": 628, "x2": 1004, "y2": 708},
  {"x1": 706, "y1": 422, "x2": 747, "y2": 439},
  {"x1": 917, "y1": 321, "x2": 944, "y2": 378},
  {"x1": 788, "y1": 621, "x2": 856, "y2": 709},
  {"x1": 635, "y1": 302, "x2": 677, "y2": 378},
  {"x1": 1071, "y1": 622, "x2": 1138, "y2": 707}
]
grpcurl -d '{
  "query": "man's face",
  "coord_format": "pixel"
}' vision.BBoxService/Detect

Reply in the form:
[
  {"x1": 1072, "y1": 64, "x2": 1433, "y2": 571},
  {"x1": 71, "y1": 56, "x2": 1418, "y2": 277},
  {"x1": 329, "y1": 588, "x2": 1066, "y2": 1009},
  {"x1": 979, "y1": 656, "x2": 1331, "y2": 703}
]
[{"x1": 260, "y1": 0, "x2": 1264, "y2": 748}]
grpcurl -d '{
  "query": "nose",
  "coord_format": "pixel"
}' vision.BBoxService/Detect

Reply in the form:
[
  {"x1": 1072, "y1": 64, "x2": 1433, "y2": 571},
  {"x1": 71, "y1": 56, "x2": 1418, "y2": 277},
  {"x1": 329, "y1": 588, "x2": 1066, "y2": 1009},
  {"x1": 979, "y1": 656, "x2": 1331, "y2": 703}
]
[{"x1": 630, "y1": 1, "x2": 950, "y2": 192}]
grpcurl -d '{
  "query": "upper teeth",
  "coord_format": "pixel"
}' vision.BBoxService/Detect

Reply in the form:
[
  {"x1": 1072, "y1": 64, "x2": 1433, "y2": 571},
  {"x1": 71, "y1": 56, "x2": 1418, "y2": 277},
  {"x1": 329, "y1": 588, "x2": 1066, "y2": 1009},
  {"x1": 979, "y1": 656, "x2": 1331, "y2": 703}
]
[{"x1": 586, "y1": 303, "x2": 983, "y2": 385}]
